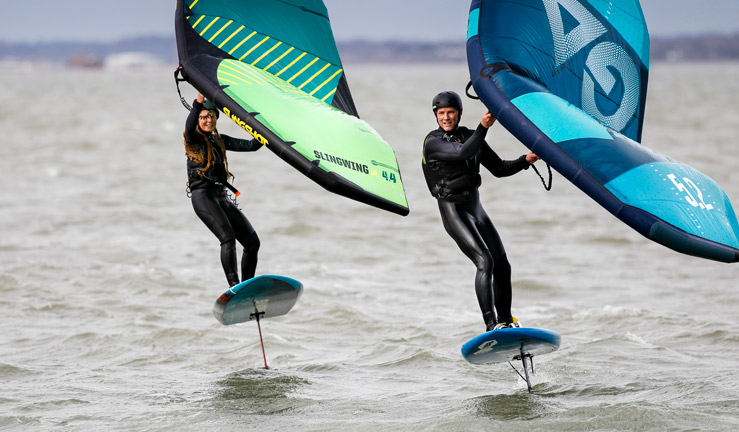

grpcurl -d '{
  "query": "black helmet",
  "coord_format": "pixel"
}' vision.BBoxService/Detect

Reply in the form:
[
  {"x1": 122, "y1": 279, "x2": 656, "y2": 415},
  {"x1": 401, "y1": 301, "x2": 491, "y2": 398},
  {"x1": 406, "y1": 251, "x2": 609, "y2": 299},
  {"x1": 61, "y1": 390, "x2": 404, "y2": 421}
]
[
  {"x1": 432, "y1": 91, "x2": 463, "y2": 112},
  {"x1": 202, "y1": 99, "x2": 220, "y2": 119}
]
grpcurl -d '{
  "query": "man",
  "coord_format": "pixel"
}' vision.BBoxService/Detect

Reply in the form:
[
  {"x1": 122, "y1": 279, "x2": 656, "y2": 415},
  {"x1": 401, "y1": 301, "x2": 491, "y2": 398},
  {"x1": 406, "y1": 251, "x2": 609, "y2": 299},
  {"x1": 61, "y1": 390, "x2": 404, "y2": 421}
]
[{"x1": 422, "y1": 91, "x2": 538, "y2": 331}]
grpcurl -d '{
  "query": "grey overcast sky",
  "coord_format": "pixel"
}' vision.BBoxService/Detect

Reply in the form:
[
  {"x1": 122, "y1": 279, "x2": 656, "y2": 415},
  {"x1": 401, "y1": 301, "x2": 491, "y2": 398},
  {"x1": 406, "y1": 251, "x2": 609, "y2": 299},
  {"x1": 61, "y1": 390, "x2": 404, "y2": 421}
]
[{"x1": 1, "y1": 0, "x2": 738, "y2": 43}]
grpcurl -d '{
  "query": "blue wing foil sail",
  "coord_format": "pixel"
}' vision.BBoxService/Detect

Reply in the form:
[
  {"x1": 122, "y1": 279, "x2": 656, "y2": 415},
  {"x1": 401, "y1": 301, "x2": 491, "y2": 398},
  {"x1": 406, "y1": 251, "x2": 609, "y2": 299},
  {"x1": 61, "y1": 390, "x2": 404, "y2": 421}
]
[{"x1": 467, "y1": 0, "x2": 739, "y2": 263}]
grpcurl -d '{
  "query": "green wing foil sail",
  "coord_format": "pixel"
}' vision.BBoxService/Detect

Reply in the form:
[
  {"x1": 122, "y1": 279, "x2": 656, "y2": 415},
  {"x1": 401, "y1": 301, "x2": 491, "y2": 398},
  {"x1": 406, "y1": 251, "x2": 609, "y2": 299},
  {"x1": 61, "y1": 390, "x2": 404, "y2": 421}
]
[{"x1": 175, "y1": 0, "x2": 409, "y2": 216}]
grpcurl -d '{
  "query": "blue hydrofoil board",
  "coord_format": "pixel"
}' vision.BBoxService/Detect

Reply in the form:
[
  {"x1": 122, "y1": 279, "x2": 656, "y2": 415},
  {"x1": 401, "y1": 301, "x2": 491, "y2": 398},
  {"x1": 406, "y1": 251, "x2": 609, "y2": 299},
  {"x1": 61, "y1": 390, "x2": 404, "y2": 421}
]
[
  {"x1": 213, "y1": 275, "x2": 303, "y2": 325},
  {"x1": 461, "y1": 327, "x2": 560, "y2": 391},
  {"x1": 462, "y1": 327, "x2": 560, "y2": 364}
]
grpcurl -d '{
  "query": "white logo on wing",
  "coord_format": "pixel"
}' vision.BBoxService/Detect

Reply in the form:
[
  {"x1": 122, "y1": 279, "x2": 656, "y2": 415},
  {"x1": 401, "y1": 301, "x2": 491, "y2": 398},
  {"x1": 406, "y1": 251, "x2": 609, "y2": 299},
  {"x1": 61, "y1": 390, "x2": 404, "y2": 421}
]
[
  {"x1": 543, "y1": 0, "x2": 640, "y2": 133},
  {"x1": 667, "y1": 173, "x2": 715, "y2": 211}
]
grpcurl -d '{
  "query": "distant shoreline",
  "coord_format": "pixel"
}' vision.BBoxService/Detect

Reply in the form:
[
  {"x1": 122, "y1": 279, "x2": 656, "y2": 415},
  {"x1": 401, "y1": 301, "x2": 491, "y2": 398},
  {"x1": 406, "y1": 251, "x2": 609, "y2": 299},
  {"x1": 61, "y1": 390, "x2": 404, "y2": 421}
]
[{"x1": 2, "y1": 34, "x2": 739, "y2": 67}]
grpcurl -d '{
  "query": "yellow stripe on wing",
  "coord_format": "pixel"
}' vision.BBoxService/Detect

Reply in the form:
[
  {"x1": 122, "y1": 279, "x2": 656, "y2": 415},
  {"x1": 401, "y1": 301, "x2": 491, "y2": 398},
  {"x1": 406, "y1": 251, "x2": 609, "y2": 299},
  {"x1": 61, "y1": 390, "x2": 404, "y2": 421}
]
[
  {"x1": 191, "y1": 15, "x2": 205, "y2": 29},
  {"x1": 287, "y1": 57, "x2": 319, "y2": 84},
  {"x1": 298, "y1": 63, "x2": 330, "y2": 90},
  {"x1": 238, "y1": 36, "x2": 270, "y2": 62},
  {"x1": 276, "y1": 52, "x2": 306, "y2": 77},
  {"x1": 218, "y1": 70, "x2": 253, "y2": 85},
  {"x1": 252, "y1": 41, "x2": 282, "y2": 66},
  {"x1": 209, "y1": 20, "x2": 233, "y2": 43},
  {"x1": 228, "y1": 31, "x2": 257, "y2": 55},
  {"x1": 321, "y1": 87, "x2": 337, "y2": 103},
  {"x1": 310, "y1": 68, "x2": 343, "y2": 96},
  {"x1": 221, "y1": 62, "x2": 270, "y2": 86},
  {"x1": 218, "y1": 25, "x2": 244, "y2": 49},
  {"x1": 199, "y1": 17, "x2": 220, "y2": 36},
  {"x1": 265, "y1": 46, "x2": 294, "y2": 71},
  {"x1": 219, "y1": 77, "x2": 240, "y2": 86}
]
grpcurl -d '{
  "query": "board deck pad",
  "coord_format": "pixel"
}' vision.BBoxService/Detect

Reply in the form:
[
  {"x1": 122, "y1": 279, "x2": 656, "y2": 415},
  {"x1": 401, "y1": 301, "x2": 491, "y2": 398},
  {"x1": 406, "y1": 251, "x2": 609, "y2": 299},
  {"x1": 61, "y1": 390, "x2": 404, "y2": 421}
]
[
  {"x1": 213, "y1": 275, "x2": 303, "y2": 325},
  {"x1": 461, "y1": 327, "x2": 561, "y2": 364}
]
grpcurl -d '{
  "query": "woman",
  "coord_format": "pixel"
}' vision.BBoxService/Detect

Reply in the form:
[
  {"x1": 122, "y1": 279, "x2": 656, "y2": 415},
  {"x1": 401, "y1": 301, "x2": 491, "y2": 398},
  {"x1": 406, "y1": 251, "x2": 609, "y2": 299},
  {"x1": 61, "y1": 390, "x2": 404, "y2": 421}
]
[{"x1": 183, "y1": 92, "x2": 262, "y2": 288}]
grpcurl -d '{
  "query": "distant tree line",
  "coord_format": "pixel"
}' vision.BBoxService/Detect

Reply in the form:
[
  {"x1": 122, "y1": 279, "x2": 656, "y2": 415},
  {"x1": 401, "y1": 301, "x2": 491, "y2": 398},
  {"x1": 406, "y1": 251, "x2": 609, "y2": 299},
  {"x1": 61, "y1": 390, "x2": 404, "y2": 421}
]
[
  {"x1": 651, "y1": 34, "x2": 739, "y2": 62},
  {"x1": 2, "y1": 34, "x2": 739, "y2": 66},
  {"x1": 0, "y1": 36, "x2": 177, "y2": 65}
]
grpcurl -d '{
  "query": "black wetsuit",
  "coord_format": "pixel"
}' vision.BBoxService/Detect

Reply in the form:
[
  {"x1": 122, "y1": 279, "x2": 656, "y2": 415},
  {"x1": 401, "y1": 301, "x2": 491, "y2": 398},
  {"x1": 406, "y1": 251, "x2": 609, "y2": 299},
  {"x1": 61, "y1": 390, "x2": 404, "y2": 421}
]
[
  {"x1": 422, "y1": 124, "x2": 530, "y2": 329},
  {"x1": 185, "y1": 100, "x2": 262, "y2": 287}
]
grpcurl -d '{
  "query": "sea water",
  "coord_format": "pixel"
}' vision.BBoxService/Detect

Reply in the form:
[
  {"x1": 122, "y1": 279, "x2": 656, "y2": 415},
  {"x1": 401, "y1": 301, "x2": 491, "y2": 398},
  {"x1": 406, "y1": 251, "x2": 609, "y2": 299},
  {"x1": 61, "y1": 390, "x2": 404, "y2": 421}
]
[{"x1": 1, "y1": 62, "x2": 738, "y2": 431}]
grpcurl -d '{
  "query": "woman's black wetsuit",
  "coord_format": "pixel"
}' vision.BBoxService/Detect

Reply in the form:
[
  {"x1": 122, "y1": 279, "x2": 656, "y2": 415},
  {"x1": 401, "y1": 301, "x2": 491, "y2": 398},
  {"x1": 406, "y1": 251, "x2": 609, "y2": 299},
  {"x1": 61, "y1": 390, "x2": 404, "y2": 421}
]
[
  {"x1": 185, "y1": 100, "x2": 262, "y2": 287},
  {"x1": 422, "y1": 124, "x2": 530, "y2": 329}
]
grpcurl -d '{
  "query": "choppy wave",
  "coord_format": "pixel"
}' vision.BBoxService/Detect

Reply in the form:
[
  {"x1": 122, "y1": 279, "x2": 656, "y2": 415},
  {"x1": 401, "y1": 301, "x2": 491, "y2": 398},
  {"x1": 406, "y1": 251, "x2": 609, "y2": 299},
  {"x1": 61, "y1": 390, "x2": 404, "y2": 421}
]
[{"x1": 1, "y1": 64, "x2": 738, "y2": 431}]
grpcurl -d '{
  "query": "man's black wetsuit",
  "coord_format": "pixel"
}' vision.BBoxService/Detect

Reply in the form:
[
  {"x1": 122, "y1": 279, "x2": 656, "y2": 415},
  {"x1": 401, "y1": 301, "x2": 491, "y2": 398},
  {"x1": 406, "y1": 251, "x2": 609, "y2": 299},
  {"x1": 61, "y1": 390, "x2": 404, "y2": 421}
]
[
  {"x1": 422, "y1": 123, "x2": 530, "y2": 329},
  {"x1": 185, "y1": 100, "x2": 262, "y2": 287}
]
